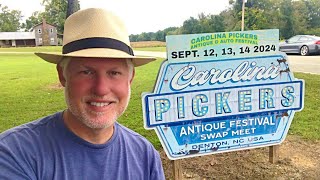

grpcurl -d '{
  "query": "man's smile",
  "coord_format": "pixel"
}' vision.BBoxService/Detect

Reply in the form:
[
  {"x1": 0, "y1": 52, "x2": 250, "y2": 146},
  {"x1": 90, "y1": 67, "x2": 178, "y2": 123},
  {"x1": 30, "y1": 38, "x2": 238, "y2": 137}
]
[{"x1": 89, "y1": 102, "x2": 112, "y2": 107}]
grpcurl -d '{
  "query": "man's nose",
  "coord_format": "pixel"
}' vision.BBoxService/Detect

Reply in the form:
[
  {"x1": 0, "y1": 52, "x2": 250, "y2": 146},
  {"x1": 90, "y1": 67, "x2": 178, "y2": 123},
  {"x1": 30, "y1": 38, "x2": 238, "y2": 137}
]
[{"x1": 92, "y1": 74, "x2": 111, "y2": 96}]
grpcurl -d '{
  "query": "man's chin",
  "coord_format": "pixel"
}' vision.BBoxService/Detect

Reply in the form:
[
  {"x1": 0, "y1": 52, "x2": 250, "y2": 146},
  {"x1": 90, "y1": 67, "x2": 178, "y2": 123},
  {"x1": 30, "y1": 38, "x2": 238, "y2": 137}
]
[{"x1": 80, "y1": 115, "x2": 117, "y2": 129}]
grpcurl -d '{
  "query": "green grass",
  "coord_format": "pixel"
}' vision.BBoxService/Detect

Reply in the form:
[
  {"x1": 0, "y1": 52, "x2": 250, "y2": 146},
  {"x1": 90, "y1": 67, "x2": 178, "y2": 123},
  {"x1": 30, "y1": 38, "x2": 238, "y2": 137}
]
[
  {"x1": 134, "y1": 47, "x2": 166, "y2": 52},
  {"x1": 0, "y1": 49, "x2": 319, "y2": 150},
  {"x1": 0, "y1": 54, "x2": 65, "y2": 130},
  {"x1": 289, "y1": 73, "x2": 320, "y2": 140},
  {"x1": 0, "y1": 46, "x2": 62, "y2": 52}
]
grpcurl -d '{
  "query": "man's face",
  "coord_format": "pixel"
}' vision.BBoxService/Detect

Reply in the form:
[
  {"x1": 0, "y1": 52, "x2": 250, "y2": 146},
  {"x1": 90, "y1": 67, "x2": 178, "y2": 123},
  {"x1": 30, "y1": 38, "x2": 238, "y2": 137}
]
[{"x1": 58, "y1": 57, "x2": 134, "y2": 129}]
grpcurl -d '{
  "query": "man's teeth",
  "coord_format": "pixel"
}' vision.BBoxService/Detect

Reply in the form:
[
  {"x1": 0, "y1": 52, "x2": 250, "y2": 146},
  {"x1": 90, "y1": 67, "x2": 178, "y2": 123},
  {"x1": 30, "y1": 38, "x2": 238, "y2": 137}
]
[{"x1": 90, "y1": 102, "x2": 110, "y2": 107}]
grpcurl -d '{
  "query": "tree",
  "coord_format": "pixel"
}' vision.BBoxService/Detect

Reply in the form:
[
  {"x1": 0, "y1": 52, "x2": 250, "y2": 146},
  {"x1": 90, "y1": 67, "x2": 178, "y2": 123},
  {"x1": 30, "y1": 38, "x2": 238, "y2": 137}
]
[
  {"x1": 226, "y1": 0, "x2": 246, "y2": 31},
  {"x1": 181, "y1": 17, "x2": 201, "y2": 34},
  {"x1": 292, "y1": 0, "x2": 308, "y2": 35},
  {"x1": 66, "y1": 0, "x2": 80, "y2": 18},
  {"x1": 304, "y1": 0, "x2": 320, "y2": 28},
  {"x1": 197, "y1": 13, "x2": 210, "y2": 33},
  {"x1": 244, "y1": 8, "x2": 269, "y2": 30},
  {"x1": 205, "y1": 15, "x2": 225, "y2": 33},
  {"x1": 154, "y1": 30, "x2": 165, "y2": 41},
  {"x1": 0, "y1": 5, "x2": 22, "y2": 32},
  {"x1": 22, "y1": 11, "x2": 45, "y2": 31},
  {"x1": 220, "y1": 9, "x2": 238, "y2": 31},
  {"x1": 279, "y1": 0, "x2": 295, "y2": 39},
  {"x1": 22, "y1": 0, "x2": 80, "y2": 33},
  {"x1": 163, "y1": 27, "x2": 179, "y2": 36},
  {"x1": 228, "y1": 0, "x2": 275, "y2": 31},
  {"x1": 129, "y1": 34, "x2": 139, "y2": 42},
  {"x1": 41, "y1": 0, "x2": 68, "y2": 34}
]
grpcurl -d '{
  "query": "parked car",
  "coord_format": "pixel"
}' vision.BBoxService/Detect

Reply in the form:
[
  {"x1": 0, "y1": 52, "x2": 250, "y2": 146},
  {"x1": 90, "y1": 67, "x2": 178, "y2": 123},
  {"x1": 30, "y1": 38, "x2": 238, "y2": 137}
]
[{"x1": 279, "y1": 35, "x2": 320, "y2": 55}]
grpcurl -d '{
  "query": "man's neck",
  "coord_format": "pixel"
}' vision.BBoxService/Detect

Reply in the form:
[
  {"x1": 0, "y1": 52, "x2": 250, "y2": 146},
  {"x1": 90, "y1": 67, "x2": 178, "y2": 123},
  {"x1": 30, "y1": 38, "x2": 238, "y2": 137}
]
[{"x1": 62, "y1": 110, "x2": 114, "y2": 144}]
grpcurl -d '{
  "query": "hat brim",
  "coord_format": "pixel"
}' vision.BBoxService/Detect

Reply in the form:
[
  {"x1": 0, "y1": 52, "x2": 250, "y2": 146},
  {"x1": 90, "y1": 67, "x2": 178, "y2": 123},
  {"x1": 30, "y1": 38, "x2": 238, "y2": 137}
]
[{"x1": 35, "y1": 48, "x2": 156, "y2": 67}]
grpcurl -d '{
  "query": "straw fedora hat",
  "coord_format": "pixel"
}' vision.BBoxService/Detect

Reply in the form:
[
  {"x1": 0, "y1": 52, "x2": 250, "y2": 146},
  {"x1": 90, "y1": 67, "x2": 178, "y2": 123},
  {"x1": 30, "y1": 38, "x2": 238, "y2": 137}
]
[{"x1": 35, "y1": 8, "x2": 156, "y2": 67}]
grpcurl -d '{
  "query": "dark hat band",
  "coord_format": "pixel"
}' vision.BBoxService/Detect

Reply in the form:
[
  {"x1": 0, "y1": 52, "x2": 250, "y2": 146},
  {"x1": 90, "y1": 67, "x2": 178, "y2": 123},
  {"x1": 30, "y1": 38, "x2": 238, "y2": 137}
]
[{"x1": 62, "y1": 37, "x2": 134, "y2": 56}]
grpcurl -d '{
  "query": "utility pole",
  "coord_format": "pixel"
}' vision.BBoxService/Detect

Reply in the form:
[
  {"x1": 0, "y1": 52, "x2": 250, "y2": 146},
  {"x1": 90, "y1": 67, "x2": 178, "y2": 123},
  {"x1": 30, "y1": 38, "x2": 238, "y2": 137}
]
[{"x1": 241, "y1": 0, "x2": 246, "y2": 31}]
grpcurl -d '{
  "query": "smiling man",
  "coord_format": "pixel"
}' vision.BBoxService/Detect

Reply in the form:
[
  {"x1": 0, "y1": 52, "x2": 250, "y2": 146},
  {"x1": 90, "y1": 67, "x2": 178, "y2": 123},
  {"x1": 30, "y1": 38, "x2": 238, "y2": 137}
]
[
  {"x1": 0, "y1": 8, "x2": 165, "y2": 180},
  {"x1": 60, "y1": 58, "x2": 133, "y2": 144}
]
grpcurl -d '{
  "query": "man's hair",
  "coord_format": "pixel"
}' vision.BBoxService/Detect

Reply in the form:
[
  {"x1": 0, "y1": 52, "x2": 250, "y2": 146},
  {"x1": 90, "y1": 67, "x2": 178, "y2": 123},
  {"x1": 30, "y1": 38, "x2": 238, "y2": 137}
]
[
  {"x1": 59, "y1": 57, "x2": 71, "y2": 78},
  {"x1": 58, "y1": 57, "x2": 134, "y2": 79}
]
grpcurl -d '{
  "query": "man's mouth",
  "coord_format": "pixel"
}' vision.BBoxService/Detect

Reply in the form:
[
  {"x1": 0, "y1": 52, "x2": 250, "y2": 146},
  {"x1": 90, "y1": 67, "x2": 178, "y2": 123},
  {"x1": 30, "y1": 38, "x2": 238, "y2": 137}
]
[{"x1": 89, "y1": 102, "x2": 112, "y2": 107}]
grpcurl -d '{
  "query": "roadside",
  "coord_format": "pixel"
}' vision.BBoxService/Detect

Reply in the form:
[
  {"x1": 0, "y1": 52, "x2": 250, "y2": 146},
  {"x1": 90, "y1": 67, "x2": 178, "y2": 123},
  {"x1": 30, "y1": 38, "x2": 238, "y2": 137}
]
[
  {"x1": 286, "y1": 55, "x2": 320, "y2": 75},
  {"x1": 134, "y1": 51, "x2": 320, "y2": 75}
]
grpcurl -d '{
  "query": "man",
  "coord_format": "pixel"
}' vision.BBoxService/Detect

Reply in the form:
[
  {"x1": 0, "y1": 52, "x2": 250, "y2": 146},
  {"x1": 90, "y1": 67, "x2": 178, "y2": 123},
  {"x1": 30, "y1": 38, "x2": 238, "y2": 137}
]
[{"x1": 0, "y1": 8, "x2": 165, "y2": 179}]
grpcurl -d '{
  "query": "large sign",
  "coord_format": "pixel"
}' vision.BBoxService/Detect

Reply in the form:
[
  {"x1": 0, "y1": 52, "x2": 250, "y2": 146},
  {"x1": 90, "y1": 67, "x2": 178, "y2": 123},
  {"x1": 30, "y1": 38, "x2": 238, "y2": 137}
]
[{"x1": 142, "y1": 29, "x2": 304, "y2": 160}]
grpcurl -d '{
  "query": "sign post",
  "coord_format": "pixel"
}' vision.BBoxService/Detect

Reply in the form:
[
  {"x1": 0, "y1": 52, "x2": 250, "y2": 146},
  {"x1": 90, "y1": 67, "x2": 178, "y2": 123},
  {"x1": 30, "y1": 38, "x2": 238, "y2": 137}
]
[
  {"x1": 142, "y1": 29, "x2": 304, "y2": 162},
  {"x1": 269, "y1": 145, "x2": 280, "y2": 163},
  {"x1": 173, "y1": 160, "x2": 182, "y2": 179}
]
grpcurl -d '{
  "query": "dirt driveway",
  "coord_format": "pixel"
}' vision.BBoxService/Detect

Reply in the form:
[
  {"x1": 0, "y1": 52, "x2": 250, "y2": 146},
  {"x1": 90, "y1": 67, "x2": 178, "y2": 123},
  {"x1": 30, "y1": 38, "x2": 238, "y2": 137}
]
[{"x1": 160, "y1": 135, "x2": 320, "y2": 179}]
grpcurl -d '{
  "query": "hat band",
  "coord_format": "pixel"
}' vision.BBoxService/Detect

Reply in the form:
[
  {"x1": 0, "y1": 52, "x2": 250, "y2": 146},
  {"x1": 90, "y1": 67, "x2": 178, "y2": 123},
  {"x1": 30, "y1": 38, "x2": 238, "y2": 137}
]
[{"x1": 62, "y1": 37, "x2": 134, "y2": 56}]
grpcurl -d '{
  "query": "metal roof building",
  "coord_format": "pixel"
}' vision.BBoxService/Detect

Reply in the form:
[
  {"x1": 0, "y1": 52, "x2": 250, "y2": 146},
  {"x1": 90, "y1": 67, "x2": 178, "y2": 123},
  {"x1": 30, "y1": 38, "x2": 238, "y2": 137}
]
[{"x1": 0, "y1": 32, "x2": 35, "y2": 40}]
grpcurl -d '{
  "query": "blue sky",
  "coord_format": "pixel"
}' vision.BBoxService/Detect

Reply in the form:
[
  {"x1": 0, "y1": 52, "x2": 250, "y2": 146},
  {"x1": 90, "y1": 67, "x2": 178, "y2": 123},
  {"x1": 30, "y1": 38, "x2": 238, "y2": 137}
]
[{"x1": 1, "y1": 0, "x2": 231, "y2": 34}]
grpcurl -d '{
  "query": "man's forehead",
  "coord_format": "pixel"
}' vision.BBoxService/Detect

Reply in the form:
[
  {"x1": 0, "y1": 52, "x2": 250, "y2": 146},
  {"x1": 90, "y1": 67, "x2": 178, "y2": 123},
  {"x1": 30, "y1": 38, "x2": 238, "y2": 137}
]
[{"x1": 69, "y1": 57, "x2": 128, "y2": 67}]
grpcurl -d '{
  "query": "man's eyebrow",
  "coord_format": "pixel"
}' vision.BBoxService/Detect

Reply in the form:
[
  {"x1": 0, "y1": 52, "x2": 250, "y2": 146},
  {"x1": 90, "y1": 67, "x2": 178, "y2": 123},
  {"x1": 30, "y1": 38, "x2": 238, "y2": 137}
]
[
  {"x1": 78, "y1": 65, "x2": 94, "y2": 69},
  {"x1": 77, "y1": 65, "x2": 126, "y2": 71}
]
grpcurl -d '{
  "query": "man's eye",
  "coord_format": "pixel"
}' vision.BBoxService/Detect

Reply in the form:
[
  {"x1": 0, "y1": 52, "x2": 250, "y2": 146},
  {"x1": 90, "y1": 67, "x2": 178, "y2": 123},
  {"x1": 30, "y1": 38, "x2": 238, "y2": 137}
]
[
  {"x1": 109, "y1": 71, "x2": 121, "y2": 76},
  {"x1": 81, "y1": 70, "x2": 93, "y2": 75}
]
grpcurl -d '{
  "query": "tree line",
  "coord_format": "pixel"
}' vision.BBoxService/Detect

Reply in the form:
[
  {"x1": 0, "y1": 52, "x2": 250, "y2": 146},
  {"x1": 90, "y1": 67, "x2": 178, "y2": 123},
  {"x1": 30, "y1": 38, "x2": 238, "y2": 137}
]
[
  {"x1": 1, "y1": 0, "x2": 319, "y2": 41},
  {"x1": 130, "y1": 0, "x2": 320, "y2": 41},
  {"x1": 0, "y1": 0, "x2": 79, "y2": 34}
]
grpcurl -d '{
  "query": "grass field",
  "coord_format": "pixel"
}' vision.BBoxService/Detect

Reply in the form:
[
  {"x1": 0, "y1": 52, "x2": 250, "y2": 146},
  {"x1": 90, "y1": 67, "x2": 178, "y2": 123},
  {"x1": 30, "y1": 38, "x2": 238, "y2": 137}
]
[
  {"x1": 0, "y1": 46, "x2": 61, "y2": 52},
  {"x1": 0, "y1": 41, "x2": 166, "y2": 52},
  {"x1": 134, "y1": 47, "x2": 166, "y2": 52},
  {"x1": 130, "y1": 41, "x2": 165, "y2": 48},
  {"x1": 0, "y1": 47, "x2": 319, "y2": 150}
]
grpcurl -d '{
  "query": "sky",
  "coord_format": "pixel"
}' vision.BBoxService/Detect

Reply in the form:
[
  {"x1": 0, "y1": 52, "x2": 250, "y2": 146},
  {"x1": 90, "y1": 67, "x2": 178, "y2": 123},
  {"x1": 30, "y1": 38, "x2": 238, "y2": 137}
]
[{"x1": 1, "y1": 0, "x2": 231, "y2": 34}]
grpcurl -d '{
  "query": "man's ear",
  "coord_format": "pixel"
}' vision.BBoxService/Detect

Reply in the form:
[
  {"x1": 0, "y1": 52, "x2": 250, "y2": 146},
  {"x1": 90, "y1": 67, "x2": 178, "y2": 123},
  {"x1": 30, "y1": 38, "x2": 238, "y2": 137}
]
[
  {"x1": 57, "y1": 64, "x2": 66, "y2": 87},
  {"x1": 130, "y1": 69, "x2": 135, "y2": 84}
]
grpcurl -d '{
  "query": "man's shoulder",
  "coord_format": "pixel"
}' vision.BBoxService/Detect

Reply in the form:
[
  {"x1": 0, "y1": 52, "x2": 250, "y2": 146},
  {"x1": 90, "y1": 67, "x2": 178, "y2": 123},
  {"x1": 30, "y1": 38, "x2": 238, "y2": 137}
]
[{"x1": 0, "y1": 112, "x2": 62, "y2": 142}]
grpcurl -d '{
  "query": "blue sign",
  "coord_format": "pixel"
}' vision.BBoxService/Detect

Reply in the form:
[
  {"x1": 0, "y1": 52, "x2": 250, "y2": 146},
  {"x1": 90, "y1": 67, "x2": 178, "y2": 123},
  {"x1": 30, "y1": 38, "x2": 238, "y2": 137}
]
[{"x1": 142, "y1": 29, "x2": 304, "y2": 160}]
